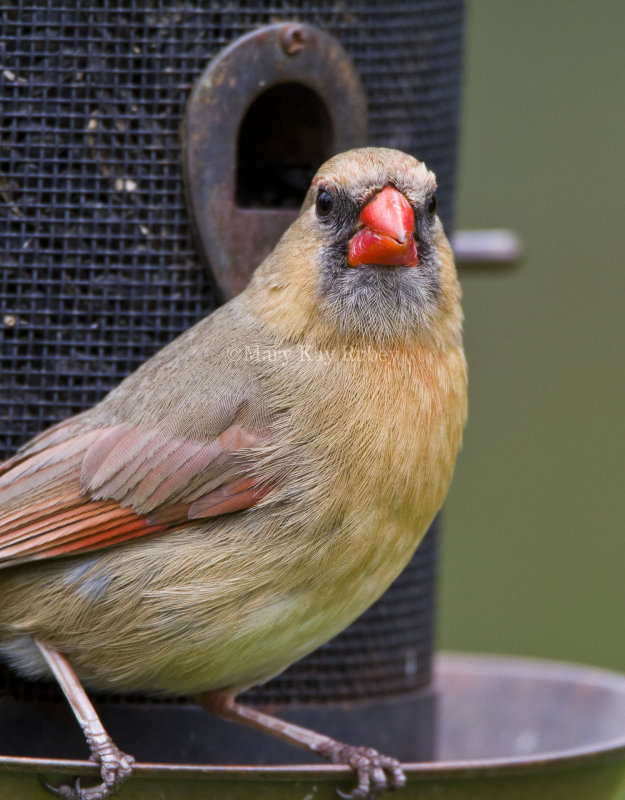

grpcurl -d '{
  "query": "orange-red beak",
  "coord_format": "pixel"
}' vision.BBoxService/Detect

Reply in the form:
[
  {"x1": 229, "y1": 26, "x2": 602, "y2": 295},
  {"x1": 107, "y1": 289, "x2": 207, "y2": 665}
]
[{"x1": 347, "y1": 186, "x2": 418, "y2": 268}]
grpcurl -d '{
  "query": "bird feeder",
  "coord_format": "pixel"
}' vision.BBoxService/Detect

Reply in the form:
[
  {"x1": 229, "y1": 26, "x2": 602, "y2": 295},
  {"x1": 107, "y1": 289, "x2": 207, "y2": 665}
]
[{"x1": 1, "y1": 0, "x2": 460, "y2": 758}]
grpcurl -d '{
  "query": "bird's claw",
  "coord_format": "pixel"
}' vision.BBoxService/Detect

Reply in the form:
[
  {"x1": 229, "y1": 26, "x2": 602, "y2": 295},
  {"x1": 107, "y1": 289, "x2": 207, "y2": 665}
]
[
  {"x1": 319, "y1": 742, "x2": 406, "y2": 799},
  {"x1": 38, "y1": 774, "x2": 77, "y2": 799},
  {"x1": 37, "y1": 746, "x2": 134, "y2": 800}
]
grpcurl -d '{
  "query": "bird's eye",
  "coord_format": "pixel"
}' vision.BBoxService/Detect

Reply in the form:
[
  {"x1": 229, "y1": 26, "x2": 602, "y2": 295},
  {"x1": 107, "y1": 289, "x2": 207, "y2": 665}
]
[
  {"x1": 315, "y1": 189, "x2": 333, "y2": 218},
  {"x1": 427, "y1": 194, "x2": 438, "y2": 218}
]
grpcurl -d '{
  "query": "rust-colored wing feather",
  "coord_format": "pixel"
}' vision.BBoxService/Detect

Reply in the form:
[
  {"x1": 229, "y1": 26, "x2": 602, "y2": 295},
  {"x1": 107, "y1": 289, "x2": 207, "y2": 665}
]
[{"x1": 0, "y1": 422, "x2": 273, "y2": 568}]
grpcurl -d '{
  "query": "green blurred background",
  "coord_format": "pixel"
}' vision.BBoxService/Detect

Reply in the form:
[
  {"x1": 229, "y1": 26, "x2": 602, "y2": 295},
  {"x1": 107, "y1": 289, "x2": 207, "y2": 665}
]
[{"x1": 439, "y1": 0, "x2": 625, "y2": 670}]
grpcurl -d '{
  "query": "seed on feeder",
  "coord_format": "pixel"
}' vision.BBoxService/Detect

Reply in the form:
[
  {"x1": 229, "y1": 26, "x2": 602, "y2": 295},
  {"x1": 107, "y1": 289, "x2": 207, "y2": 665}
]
[{"x1": 115, "y1": 178, "x2": 138, "y2": 193}]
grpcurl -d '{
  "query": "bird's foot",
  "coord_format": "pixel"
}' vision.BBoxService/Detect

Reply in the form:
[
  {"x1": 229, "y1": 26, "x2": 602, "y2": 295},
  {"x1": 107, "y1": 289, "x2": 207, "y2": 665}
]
[
  {"x1": 38, "y1": 744, "x2": 134, "y2": 800},
  {"x1": 318, "y1": 741, "x2": 406, "y2": 799},
  {"x1": 203, "y1": 694, "x2": 405, "y2": 800}
]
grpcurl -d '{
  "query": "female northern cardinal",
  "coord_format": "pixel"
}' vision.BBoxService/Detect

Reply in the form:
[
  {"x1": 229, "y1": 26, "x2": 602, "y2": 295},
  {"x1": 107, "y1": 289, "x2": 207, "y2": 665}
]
[{"x1": 0, "y1": 148, "x2": 467, "y2": 799}]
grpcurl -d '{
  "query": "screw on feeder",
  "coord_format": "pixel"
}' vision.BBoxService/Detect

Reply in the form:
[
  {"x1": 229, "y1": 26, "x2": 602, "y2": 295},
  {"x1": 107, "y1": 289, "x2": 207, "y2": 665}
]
[{"x1": 280, "y1": 24, "x2": 307, "y2": 56}]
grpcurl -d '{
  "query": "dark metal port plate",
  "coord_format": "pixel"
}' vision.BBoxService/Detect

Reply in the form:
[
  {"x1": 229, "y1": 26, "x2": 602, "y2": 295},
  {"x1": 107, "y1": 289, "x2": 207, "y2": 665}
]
[{"x1": 182, "y1": 23, "x2": 368, "y2": 299}]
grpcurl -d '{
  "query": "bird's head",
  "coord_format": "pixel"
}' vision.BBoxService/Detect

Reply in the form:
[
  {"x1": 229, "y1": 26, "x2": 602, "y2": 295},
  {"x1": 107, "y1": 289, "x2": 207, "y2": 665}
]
[{"x1": 248, "y1": 147, "x2": 462, "y2": 349}]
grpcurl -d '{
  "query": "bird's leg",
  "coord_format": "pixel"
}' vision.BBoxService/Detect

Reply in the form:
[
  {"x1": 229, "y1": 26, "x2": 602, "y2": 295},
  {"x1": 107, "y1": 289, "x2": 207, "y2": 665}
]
[
  {"x1": 201, "y1": 693, "x2": 406, "y2": 800},
  {"x1": 35, "y1": 640, "x2": 134, "y2": 800}
]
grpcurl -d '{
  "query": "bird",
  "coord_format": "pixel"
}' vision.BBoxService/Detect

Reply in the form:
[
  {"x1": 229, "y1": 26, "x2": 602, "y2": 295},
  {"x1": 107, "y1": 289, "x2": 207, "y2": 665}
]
[{"x1": 0, "y1": 147, "x2": 467, "y2": 800}]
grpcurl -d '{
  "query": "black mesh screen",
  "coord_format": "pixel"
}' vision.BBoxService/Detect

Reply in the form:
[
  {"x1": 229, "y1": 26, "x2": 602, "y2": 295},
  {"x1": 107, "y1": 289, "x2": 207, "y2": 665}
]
[{"x1": 0, "y1": 0, "x2": 462, "y2": 706}]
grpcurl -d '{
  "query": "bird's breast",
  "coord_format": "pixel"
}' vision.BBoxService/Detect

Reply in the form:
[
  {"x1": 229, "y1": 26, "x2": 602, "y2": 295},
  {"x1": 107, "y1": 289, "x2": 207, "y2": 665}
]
[{"x1": 270, "y1": 340, "x2": 467, "y2": 596}]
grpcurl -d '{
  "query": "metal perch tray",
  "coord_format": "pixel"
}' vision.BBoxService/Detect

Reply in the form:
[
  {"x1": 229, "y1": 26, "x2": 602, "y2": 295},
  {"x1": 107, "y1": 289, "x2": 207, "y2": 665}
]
[{"x1": 3, "y1": 653, "x2": 625, "y2": 799}]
